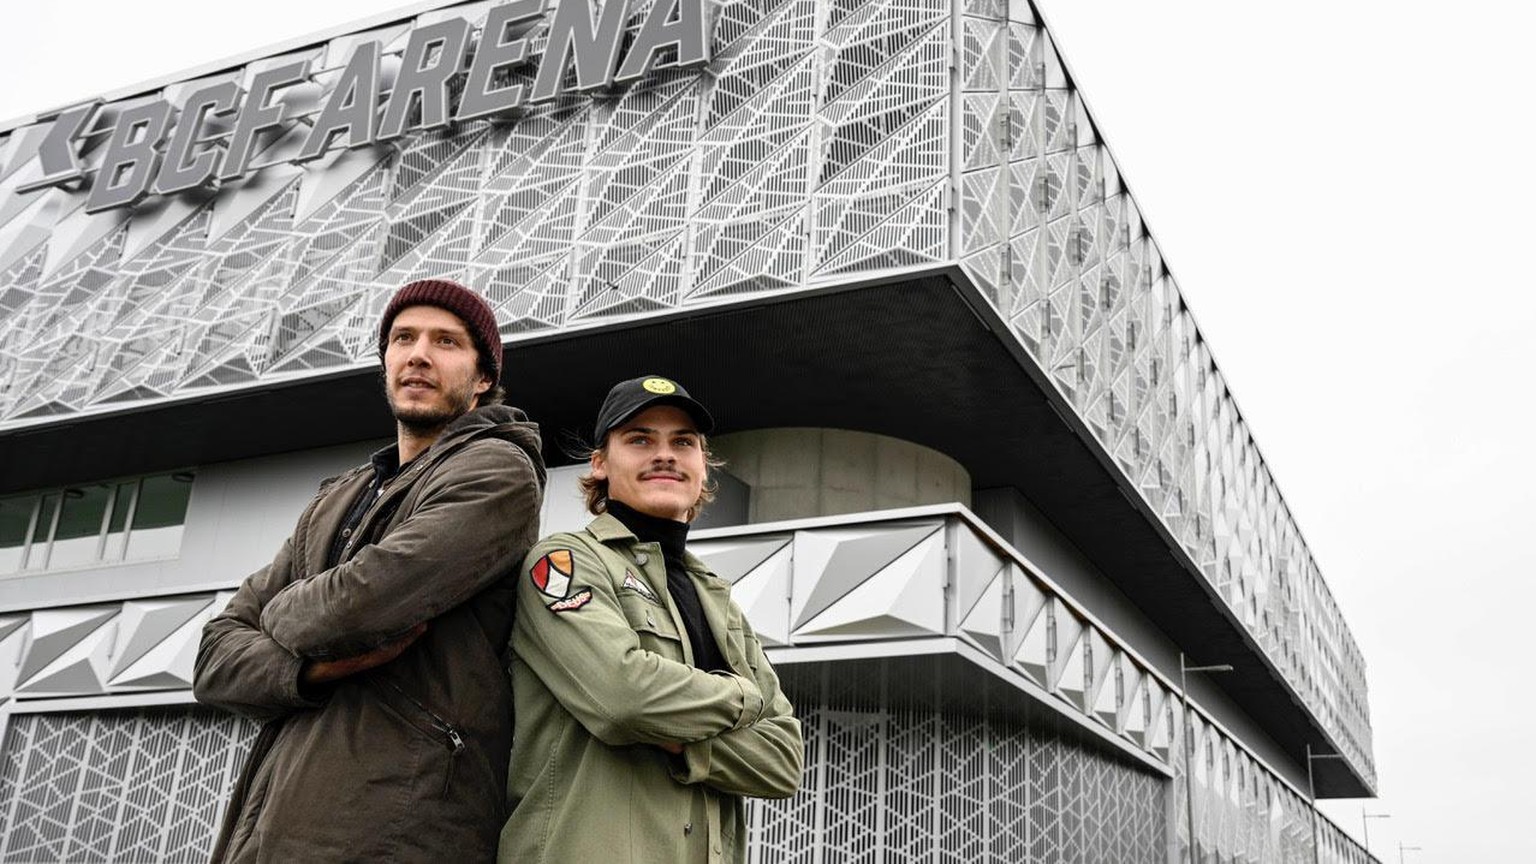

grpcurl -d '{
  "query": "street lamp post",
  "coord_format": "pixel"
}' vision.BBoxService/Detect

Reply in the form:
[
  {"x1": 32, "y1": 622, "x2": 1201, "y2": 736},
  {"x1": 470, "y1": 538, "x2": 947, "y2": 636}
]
[
  {"x1": 1179, "y1": 653, "x2": 1233, "y2": 864},
  {"x1": 1305, "y1": 745, "x2": 1347, "y2": 864},
  {"x1": 1398, "y1": 842, "x2": 1422, "y2": 863},
  {"x1": 1361, "y1": 809, "x2": 1391, "y2": 856}
]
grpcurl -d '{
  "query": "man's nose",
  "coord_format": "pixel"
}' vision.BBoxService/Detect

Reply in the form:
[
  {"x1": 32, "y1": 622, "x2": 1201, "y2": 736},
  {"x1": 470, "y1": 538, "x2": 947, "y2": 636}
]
[{"x1": 404, "y1": 335, "x2": 433, "y2": 364}]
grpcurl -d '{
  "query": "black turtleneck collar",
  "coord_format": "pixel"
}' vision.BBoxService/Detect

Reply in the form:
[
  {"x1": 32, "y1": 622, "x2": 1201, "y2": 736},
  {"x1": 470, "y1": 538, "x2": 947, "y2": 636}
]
[
  {"x1": 606, "y1": 500, "x2": 689, "y2": 562},
  {"x1": 607, "y1": 500, "x2": 726, "y2": 672}
]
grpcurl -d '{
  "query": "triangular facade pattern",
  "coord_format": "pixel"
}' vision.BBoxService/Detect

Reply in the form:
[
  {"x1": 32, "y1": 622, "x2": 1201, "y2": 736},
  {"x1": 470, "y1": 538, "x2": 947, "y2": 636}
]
[
  {"x1": 0, "y1": 707, "x2": 258, "y2": 863},
  {"x1": 0, "y1": 0, "x2": 950, "y2": 422}
]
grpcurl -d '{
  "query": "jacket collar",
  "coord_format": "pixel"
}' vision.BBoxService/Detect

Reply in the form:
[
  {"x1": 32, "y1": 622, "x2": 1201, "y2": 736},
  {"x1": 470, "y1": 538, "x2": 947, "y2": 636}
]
[
  {"x1": 587, "y1": 511, "x2": 638, "y2": 543},
  {"x1": 372, "y1": 404, "x2": 540, "y2": 483},
  {"x1": 587, "y1": 511, "x2": 715, "y2": 577}
]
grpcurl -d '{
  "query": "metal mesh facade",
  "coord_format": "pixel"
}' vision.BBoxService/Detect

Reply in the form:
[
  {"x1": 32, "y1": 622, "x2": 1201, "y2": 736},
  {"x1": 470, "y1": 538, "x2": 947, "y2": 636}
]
[
  {"x1": 0, "y1": 0, "x2": 953, "y2": 419},
  {"x1": 950, "y1": 2, "x2": 1370, "y2": 782},
  {"x1": 0, "y1": 669, "x2": 1167, "y2": 864},
  {"x1": 751, "y1": 660, "x2": 1168, "y2": 864},
  {"x1": 0, "y1": 707, "x2": 257, "y2": 864},
  {"x1": 0, "y1": 0, "x2": 1371, "y2": 803},
  {"x1": 0, "y1": 692, "x2": 1376, "y2": 864},
  {"x1": 1169, "y1": 712, "x2": 1373, "y2": 864}
]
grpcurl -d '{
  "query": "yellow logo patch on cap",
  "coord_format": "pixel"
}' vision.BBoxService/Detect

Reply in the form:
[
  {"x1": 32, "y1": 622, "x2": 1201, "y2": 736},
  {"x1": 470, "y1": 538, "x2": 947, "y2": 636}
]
[{"x1": 642, "y1": 377, "x2": 676, "y2": 394}]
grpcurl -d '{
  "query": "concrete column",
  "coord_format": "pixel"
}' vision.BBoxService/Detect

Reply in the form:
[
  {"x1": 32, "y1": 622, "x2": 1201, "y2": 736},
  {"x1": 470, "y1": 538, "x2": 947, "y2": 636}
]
[{"x1": 710, "y1": 428, "x2": 971, "y2": 523}]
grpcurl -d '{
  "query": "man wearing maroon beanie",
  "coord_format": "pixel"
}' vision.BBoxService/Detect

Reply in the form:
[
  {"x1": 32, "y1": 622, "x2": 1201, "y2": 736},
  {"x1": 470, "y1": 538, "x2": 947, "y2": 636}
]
[{"x1": 196, "y1": 278, "x2": 547, "y2": 862}]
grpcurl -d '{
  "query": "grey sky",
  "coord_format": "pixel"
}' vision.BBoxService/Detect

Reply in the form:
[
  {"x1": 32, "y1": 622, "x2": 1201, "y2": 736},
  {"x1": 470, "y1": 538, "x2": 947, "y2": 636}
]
[{"x1": 2, "y1": 0, "x2": 1530, "y2": 859}]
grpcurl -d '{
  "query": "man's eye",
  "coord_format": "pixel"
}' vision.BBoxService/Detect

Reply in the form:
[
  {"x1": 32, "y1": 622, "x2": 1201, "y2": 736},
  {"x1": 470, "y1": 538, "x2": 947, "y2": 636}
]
[{"x1": 393, "y1": 332, "x2": 412, "y2": 342}]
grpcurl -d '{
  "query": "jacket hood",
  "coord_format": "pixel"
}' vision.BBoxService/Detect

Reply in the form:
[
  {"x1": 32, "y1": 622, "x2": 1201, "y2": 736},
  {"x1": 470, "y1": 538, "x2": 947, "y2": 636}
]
[{"x1": 437, "y1": 404, "x2": 547, "y2": 488}]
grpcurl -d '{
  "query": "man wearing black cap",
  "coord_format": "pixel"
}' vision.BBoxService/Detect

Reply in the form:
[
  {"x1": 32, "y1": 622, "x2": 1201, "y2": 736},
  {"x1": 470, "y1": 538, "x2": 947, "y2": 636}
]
[
  {"x1": 195, "y1": 278, "x2": 546, "y2": 863},
  {"x1": 498, "y1": 375, "x2": 802, "y2": 864}
]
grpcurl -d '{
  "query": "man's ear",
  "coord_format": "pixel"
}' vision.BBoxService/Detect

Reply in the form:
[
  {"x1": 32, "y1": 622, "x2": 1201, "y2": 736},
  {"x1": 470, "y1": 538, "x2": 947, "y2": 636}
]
[
  {"x1": 589, "y1": 448, "x2": 608, "y2": 481},
  {"x1": 474, "y1": 373, "x2": 493, "y2": 396}
]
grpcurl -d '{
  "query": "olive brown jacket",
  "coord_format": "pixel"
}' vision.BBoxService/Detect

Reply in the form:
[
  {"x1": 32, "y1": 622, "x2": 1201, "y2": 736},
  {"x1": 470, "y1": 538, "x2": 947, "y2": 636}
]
[{"x1": 194, "y1": 405, "x2": 546, "y2": 863}]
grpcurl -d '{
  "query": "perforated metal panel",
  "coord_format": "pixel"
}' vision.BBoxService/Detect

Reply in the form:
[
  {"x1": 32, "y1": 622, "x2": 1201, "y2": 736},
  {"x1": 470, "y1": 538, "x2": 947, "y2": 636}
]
[
  {"x1": 1168, "y1": 712, "x2": 1374, "y2": 864},
  {"x1": 952, "y1": 3, "x2": 1372, "y2": 786},
  {"x1": 0, "y1": 687, "x2": 1162, "y2": 864},
  {"x1": 746, "y1": 660, "x2": 1167, "y2": 864},
  {"x1": 0, "y1": 707, "x2": 257, "y2": 864},
  {"x1": 0, "y1": 671, "x2": 1383, "y2": 862},
  {"x1": 0, "y1": 0, "x2": 952, "y2": 425}
]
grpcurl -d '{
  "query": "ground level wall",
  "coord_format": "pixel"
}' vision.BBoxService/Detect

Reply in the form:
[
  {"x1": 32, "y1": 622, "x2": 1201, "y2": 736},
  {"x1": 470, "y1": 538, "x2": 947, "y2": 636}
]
[
  {"x1": 0, "y1": 658, "x2": 1370, "y2": 864},
  {"x1": 0, "y1": 658, "x2": 1167, "y2": 863}
]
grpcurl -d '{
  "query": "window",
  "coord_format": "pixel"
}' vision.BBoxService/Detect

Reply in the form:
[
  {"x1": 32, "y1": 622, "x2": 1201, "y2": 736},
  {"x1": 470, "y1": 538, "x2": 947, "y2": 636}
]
[
  {"x1": 0, "y1": 493, "x2": 35, "y2": 572},
  {"x1": 48, "y1": 483, "x2": 112, "y2": 569},
  {"x1": 0, "y1": 471, "x2": 194, "y2": 576},
  {"x1": 124, "y1": 473, "x2": 193, "y2": 560}
]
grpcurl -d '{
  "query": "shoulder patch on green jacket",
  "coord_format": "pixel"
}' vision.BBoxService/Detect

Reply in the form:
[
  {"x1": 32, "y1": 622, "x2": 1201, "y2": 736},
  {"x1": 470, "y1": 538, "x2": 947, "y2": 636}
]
[
  {"x1": 547, "y1": 588, "x2": 593, "y2": 613},
  {"x1": 530, "y1": 549, "x2": 576, "y2": 600}
]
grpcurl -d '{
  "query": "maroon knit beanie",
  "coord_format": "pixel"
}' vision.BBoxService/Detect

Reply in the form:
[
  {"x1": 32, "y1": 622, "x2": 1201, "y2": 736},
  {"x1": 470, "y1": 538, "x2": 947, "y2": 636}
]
[{"x1": 377, "y1": 278, "x2": 502, "y2": 381}]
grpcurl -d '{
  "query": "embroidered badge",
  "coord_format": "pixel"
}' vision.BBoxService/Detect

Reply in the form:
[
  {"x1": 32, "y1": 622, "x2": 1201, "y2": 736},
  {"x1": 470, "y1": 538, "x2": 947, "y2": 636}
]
[
  {"x1": 547, "y1": 589, "x2": 593, "y2": 613},
  {"x1": 531, "y1": 550, "x2": 577, "y2": 600},
  {"x1": 622, "y1": 570, "x2": 659, "y2": 602},
  {"x1": 641, "y1": 377, "x2": 676, "y2": 394}
]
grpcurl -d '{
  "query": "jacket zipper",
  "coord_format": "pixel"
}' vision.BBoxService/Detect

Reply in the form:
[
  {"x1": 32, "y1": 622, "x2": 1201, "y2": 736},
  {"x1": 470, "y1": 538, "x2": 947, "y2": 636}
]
[{"x1": 380, "y1": 676, "x2": 465, "y2": 797}]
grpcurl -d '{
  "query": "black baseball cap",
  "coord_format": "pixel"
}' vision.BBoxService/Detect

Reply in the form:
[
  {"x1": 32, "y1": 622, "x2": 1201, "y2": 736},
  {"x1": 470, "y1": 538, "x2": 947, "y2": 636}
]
[{"x1": 593, "y1": 375, "x2": 715, "y2": 442}]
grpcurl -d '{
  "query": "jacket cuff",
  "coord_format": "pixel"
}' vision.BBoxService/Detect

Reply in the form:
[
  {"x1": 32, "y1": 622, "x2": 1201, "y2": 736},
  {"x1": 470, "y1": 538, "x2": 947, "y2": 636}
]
[
  {"x1": 284, "y1": 650, "x2": 331, "y2": 709},
  {"x1": 671, "y1": 737, "x2": 714, "y2": 785},
  {"x1": 718, "y1": 671, "x2": 764, "y2": 731}
]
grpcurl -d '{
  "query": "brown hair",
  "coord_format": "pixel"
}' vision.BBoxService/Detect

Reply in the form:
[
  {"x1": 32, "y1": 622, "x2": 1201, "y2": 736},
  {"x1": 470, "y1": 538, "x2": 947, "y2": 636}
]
[
  {"x1": 578, "y1": 436, "x2": 726, "y2": 522},
  {"x1": 476, "y1": 383, "x2": 506, "y2": 407}
]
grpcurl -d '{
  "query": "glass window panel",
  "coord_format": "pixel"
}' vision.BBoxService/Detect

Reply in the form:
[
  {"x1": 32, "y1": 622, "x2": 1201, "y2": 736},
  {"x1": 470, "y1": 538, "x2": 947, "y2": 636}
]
[
  {"x1": 48, "y1": 483, "x2": 113, "y2": 569},
  {"x1": 124, "y1": 473, "x2": 193, "y2": 561},
  {"x1": 0, "y1": 493, "x2": 36, "y2": 574},
  {"x1": 29, "y1": 493, "x2": 60, "y2": 570},
  {"x1": 101, "y1": 481, "x2": 138, "y2": 562}
]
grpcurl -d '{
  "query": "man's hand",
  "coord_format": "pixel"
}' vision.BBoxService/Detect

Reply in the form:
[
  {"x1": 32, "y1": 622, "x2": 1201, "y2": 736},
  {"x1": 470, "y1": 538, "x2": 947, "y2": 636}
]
[
  {"x1": 658, "y1": 741, "x2": 684, "y2": 755},
  {"x1": 300, "y1": 623, "x2": 428, "y2": 686}
]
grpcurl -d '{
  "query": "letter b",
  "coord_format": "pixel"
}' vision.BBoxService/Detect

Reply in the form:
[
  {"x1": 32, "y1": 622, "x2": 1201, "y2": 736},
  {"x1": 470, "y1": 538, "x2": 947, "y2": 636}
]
[{"x1": 86, "y1": 101, "x2": 174, "y2": 214}]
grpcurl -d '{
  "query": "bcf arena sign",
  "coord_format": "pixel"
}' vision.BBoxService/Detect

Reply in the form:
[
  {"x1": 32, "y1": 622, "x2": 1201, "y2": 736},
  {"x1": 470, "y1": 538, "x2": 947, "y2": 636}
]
[{"x1": 18, "y1": 0, "x2": 710, "y2": 213}]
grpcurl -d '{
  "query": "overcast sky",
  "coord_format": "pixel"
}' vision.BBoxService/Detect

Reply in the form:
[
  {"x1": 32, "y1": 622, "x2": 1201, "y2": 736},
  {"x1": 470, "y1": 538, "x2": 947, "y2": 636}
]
[{"x1": 2, "y1": 0, "x2": 1531, "y2": 859}]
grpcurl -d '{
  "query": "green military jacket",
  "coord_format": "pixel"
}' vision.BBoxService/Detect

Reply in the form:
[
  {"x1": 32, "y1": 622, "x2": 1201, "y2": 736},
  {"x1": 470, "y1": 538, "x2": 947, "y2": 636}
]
[{"x1": 499, "y1": 512, "x2": 803, "y2": 864}]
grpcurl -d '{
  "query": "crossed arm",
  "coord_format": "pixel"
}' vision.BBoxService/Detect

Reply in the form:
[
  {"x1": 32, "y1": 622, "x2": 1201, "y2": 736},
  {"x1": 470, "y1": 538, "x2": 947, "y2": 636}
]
[
  {"x1": 513, "y1": 538, "x2": 803, "y2": 799},
  {"x1": 670, "y1": 624, "x2": 803, "y2": 799},
  {"x1": 193, "y1": 442, "x2": 540, "y2": 722}
]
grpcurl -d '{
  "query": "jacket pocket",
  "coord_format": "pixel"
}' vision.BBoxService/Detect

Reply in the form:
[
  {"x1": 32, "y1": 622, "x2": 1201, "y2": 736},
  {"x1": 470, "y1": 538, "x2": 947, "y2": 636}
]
[
  {"x1": 618, "y1": 595, "x2": 686, "y2": 661},
  {"x1": 368, "y1": 673, "x2": 467, "y2": 798},
  {"x1": 727, "y1": 623, "x2": 759, "y2": 676}
]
